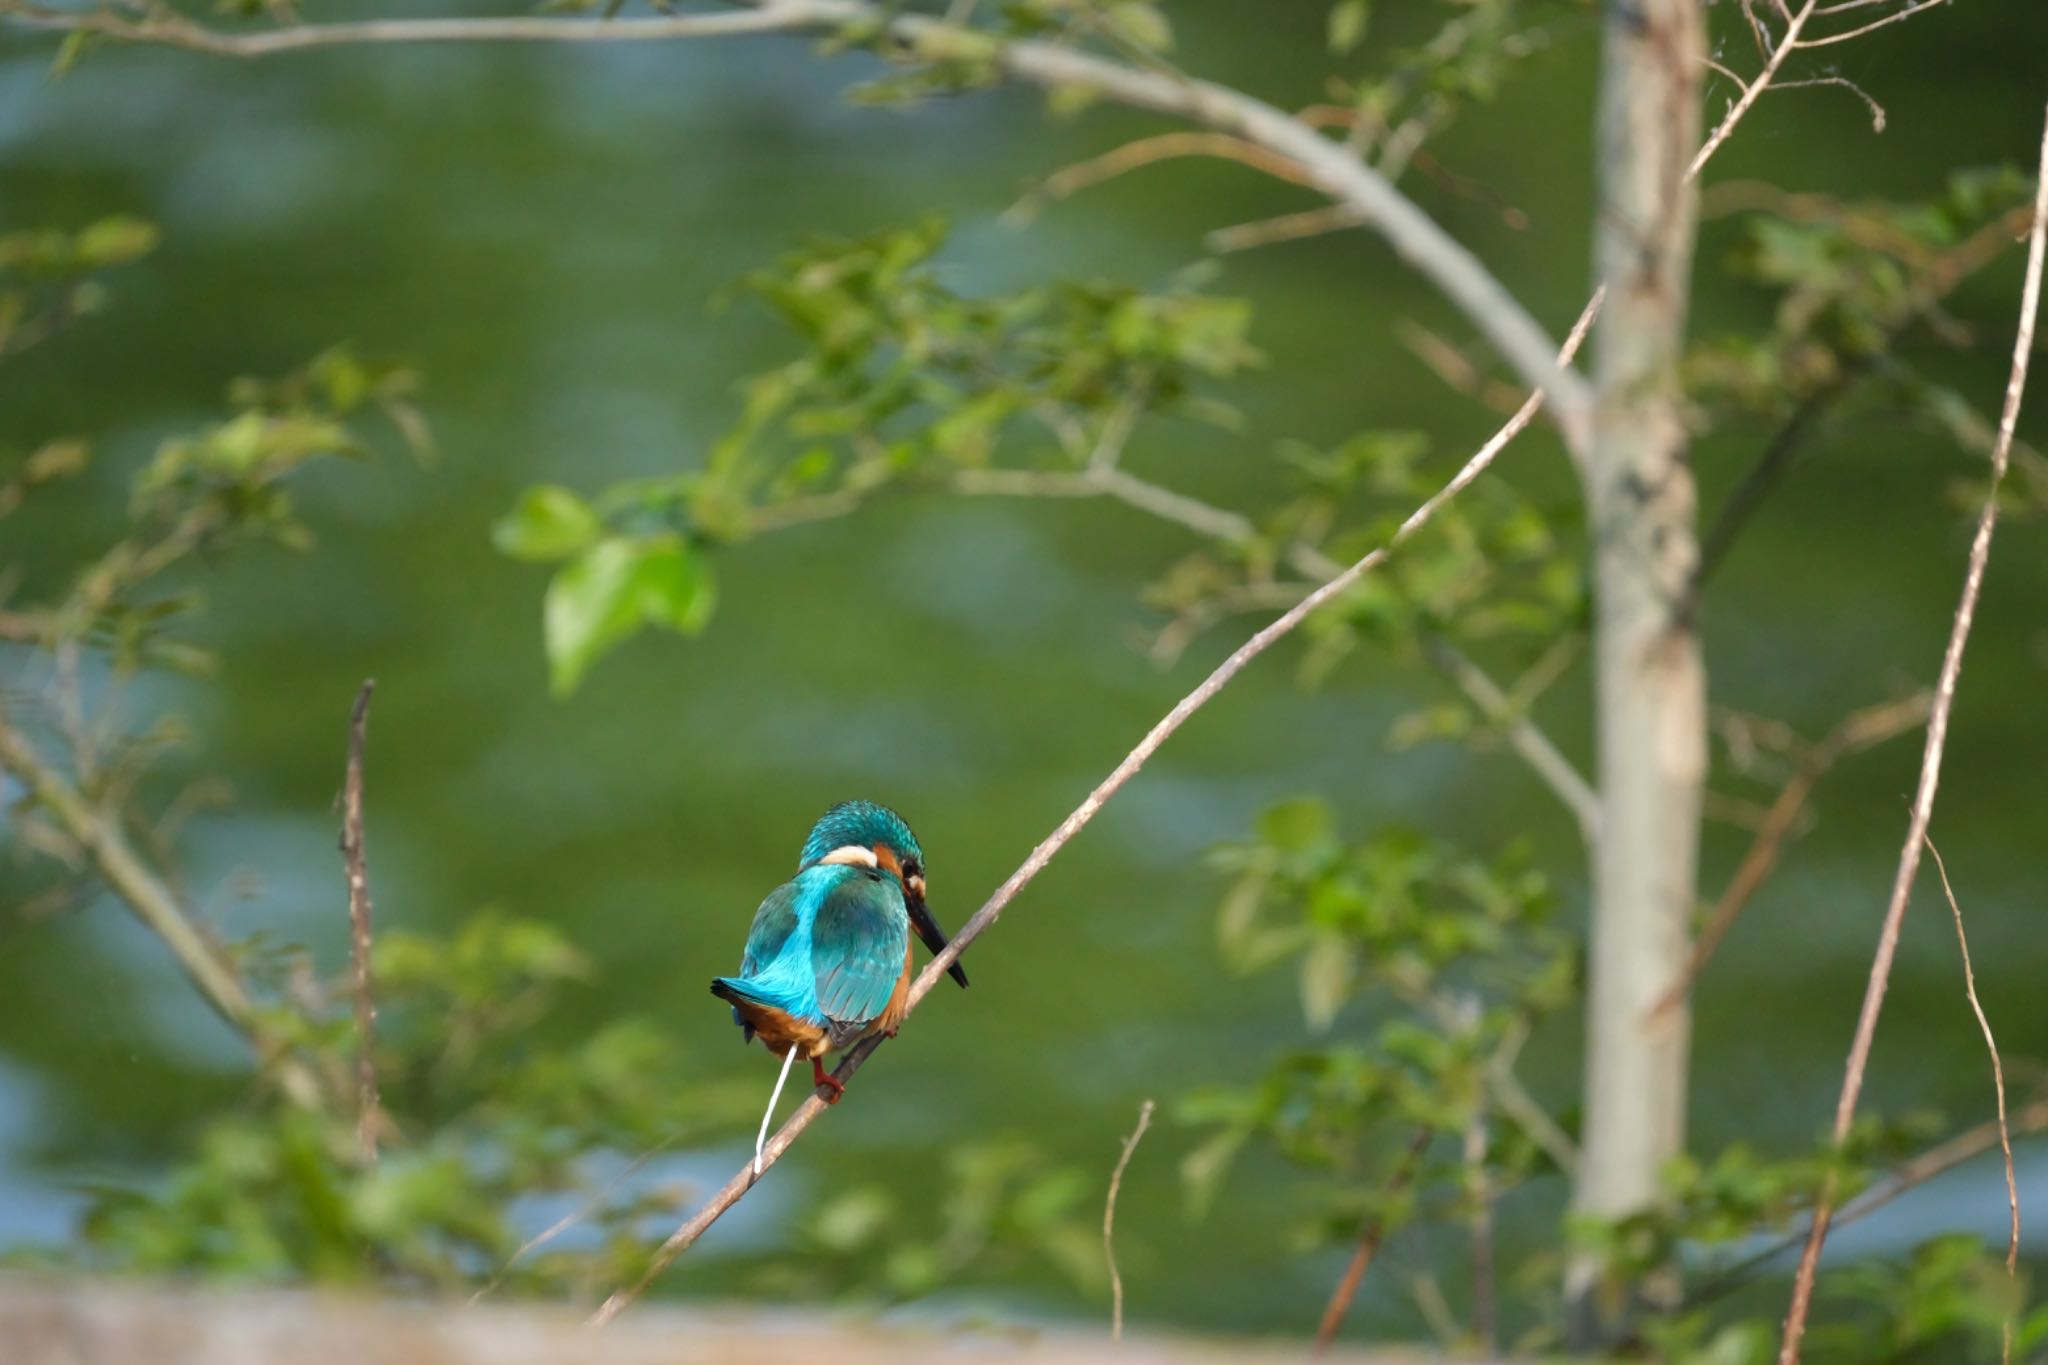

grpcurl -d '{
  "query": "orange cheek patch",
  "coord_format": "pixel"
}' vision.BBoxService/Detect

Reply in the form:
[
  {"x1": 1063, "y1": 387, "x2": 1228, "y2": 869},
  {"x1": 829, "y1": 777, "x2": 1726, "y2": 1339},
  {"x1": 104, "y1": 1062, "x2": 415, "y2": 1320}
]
[{"x1": 872, "y1": 844, "x2": 903, "y2": 880}]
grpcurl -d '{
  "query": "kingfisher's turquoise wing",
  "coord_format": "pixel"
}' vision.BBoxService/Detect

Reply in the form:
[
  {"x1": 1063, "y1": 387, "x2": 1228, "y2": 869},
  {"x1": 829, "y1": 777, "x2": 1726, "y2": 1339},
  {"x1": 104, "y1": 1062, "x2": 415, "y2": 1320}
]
[
  {"x1": 809, "y1": 866, "x2": 909, "y2": 1027},
  {"x1": 738, "y1": 880, "x2": 802, "y2": 978}
]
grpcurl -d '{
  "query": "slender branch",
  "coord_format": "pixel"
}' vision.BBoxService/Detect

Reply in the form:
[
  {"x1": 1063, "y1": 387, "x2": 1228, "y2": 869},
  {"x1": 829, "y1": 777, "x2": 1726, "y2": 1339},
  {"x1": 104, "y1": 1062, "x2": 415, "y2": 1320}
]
[
  {"x1": 585, "y1": 290, "x2": 1604, "y2": 1328},
  {"x1": 1465, "y1": 1104, "x2": 1498, "y2": 1354},
  {"x1": 1647, "y1": 693, "x2": 1928, "y2": 1020},
  {"x1": 1695, "y1": 202, "x2": 2036, "y2": 590},
  {"x1": 1778, "y1": 107, "x2": 2048, "y2": 1365},
  {"x1": 1007, "y1": 131, "x2": 1320, "y2": 223},
  {"x1": 0, "y1": 706, "x2": 323, "y2": 1110},
  {"x1": 0, "y1": 0, "x2": 1596, "y2": 460},
  {"x1": 1696, "y1": 364, "x2": 1866, "y2": 588},
  {"x1": 1206, "y1": 205, "x2": 1366, "y2": 255},
  {"x1": 340, "y1": 679, "x2": 382, "y2": 1164},
  {"x1": 1395, "y1": 320, "x2": 1527, "y2": 417},
  {"x1": 953, "y1": 465, "x2": 1601, "y2": 837},
  {"x1": 0, "y1": 2, "x2": 829, "y2": 52},
  {"x1": 471, "y1": 1128, "x2": 694, "y2": 1304},
  {"x1": 1103, "y1": 1097, "x2": 1155, "y2": 1342},
  {"x1": 1314, "y1": 1125, "x2": 1433, "y2": 1356},
  {"x1": 1686, "y1": 1095, "x2": 2048, "y2": 1309},
  {"x1": 1688, "y1": 1, "x2": 1820, "y2": 181},
  {"x1": 1418, "y1": 636, "x2": 1600, "y2": 847},
  {"x1": 1922, "y1": 836, "x2": 2017, "y2": 1275},
  {"x1": 1798, "y1": 0, "x2": 1951, "y2": 48}
]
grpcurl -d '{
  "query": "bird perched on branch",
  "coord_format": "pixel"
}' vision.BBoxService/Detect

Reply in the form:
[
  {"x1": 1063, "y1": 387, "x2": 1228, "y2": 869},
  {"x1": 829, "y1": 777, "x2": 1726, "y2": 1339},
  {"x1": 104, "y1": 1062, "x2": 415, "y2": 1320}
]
[{"x1": 711, "y1": 800, "x2": 968, "y2": 1171}]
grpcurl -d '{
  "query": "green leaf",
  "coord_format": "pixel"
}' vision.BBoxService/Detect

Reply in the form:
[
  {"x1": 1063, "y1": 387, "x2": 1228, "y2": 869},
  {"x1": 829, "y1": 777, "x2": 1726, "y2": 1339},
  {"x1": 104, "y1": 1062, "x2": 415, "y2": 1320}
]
[
  {"x1": 494, "y1": 485, "x2": 603, "y2": 563},
  {"x1": 1328, "y1": 0, "x2": 1370, "y2": 54},
  {"x1": 1179, "y1": 1128, "x2": 1247, "y2": 1219},
  {"x1": 635, "y1": 539, "x2": 717, "y2": 636},
  {"x1": 74, "y1": 216, "x2": 158, "y2": 268},
  {"x1": 1298, "y1": 931, "x2": 1356, "y2": 1033},
  {"x1": 1104, "y1": 2, "x2": 1173, "y2": 52},
  {"x1": 543, "y1": 536, "x2": 716, "y2": 695},
  {"x1": 1256, "y1": 797, "x2": 1332, "y2": 854},
  {"x1": 544, "y1": 540, "x2": 649, "y2": 696}
]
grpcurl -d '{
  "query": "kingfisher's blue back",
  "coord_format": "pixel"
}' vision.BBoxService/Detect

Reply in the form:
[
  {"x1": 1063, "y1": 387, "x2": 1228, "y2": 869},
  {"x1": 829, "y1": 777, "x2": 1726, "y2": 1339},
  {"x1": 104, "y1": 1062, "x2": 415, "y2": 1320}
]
[{"x1": 711, "y1": 859, "x2": 910, "y2": 1052}]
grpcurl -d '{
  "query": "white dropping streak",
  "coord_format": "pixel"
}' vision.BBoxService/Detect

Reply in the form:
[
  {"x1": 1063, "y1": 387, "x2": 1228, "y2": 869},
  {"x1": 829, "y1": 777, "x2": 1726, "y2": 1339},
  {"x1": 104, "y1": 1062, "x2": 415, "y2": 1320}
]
[{"x1": 755, "y1": 1045, "x2": 800, "y2": 1177}]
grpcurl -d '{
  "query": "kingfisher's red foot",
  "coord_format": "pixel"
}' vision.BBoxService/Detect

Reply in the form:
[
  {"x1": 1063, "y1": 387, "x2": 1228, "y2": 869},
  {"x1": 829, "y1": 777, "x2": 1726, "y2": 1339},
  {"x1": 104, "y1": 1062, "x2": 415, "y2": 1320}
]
[{"x1": 811, "y1": 1055, "x2": 846, "y2": 1104}]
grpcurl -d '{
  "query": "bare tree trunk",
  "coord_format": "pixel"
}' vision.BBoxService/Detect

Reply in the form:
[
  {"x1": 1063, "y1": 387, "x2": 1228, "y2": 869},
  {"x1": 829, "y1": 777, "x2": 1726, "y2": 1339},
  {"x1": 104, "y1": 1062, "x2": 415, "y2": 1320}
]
[{"x1": 1567, "y1": 0, "x2": 1708, "y2": 1331}]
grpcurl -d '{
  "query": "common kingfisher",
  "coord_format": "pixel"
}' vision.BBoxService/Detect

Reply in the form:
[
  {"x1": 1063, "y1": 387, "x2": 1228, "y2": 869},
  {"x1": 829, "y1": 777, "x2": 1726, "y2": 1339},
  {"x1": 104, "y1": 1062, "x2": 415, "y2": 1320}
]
[{"x1": 711, "y1": 801, "x2": 968, "y2": 1168}]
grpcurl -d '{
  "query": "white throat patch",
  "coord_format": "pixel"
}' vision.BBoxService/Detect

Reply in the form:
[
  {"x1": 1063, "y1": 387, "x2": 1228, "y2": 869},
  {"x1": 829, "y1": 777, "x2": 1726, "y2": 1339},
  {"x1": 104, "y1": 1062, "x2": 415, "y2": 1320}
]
[{"x1": 816, "y1": 844, "x2": 879, "y2": 868}]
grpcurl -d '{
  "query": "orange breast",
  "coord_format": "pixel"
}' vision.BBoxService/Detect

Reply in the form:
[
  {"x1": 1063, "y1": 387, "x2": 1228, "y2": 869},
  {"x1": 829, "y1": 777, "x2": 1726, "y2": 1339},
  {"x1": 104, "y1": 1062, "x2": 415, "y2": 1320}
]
[
  {"x1": 873, "y1": 934, "x2": 915, "y2": 1039},
  {"x1": 735, "y1": 1001, "x2": 831, "y2": 1058}
]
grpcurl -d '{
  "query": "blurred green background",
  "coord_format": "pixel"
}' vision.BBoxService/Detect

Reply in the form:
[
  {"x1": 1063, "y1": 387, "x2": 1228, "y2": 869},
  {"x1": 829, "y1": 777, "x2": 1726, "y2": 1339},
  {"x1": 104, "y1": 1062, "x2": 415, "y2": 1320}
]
[{"x1": 3, "y1": 0, "x2": 2047, "y2": 1338}]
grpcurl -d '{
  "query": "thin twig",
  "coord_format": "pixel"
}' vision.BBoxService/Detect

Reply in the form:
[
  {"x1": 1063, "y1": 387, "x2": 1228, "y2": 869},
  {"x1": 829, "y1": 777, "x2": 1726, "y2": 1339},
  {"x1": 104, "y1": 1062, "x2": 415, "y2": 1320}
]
[
  {"x1": 585, "y1": 291, "x2": 1605, "y2": 1329},
  {"x1": 1313, "y1": 1125, "x2": 1433, "y2": 1355},
  {"x1": 1007, "y1": 131, "x2": 1317, "y2": 223},
  {"x1": 949, "y1": 466, "x2": 1601, "y2": 836},
  {"x1": 340, "y1": 679, "x2": 382, "y2": 1164},
  {"x1": 1465, "y1": 1102, "x2": 1498, "y2": 1353},
  {"x1": 1395, "y1": 321, "x2": 1528, "y2": 416},
  {"x1": 1687, "y1": 1096, "x2": 2048, "y2": 1309},
  {"x1": 1799, "y1": 0, "x2": 1950, "y2": 48},
  {"x1": 1205, "y1": 205, "x2": 1366, "y2": 254},
  {"x1": 0, "y1": 706, "x2": 324, "y2": 1110},
  {"x1": 1104, "y1": 1098, "x2": 1155, "y2": 1342},
  {"x1": 1922, "y1": 835, "x2": 2018, "y2": 1274},
  {"x1": 470, "y1": 1128, "x2": 695, "y2": 1304},
  {"x1": 1418, "y1": 636, "x2": 1599, "y2": 848},
  {"x1": 1778, "y1": 106, "x2": 2048, "y2": 1365},
  {"x1": 1687, "y1": 0, "x2": 1819, "y2": 181},
  {"x1": 1648, "y1": 693, "x2": 1928, "y2": 1020}
]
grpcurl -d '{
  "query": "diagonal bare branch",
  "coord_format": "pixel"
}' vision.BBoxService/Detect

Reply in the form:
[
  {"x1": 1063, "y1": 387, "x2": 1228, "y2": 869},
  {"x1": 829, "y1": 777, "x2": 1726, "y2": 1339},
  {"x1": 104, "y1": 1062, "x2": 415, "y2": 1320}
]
[
  {"x1": 340, "y1": 679, "x2": 383, "y2": 1164},
  {"x1": 584, "y1": 290, "x2": 1604, "y2": 1328},
  {"x1": 1777, "y1": 104, "x2": 2048, "y2": 1365},
  {"x1": 0, "y1": 704, "x2": 324, "y2": 1110}
]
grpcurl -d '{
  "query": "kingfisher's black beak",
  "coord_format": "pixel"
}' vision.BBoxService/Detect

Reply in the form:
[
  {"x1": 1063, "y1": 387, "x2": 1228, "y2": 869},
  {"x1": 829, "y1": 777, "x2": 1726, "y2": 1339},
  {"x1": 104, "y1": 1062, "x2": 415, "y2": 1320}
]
[{"x1": 908, "y1": 887, "x2": 968, "y2": 988}]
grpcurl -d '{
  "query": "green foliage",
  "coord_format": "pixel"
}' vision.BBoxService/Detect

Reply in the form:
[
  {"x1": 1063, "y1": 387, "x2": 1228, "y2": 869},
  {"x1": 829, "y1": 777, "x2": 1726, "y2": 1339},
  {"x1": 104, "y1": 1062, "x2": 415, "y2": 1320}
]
[
  {"x1": 1567, "y1": 1113, "x2": 1939, "y2": 1304},
  {"x1": 497, "y1": 221, "x2": 1260, "y2": 692},
  {"x1": 7, "y1": 345, "x2": 424, "y2": 678},
  {"x1": 1318, "y1": 0, "x2": 1574, "y2": 180},
  {"x1": 1190, "y1": 427, "x2": 1584, "y2": 693},
  {"x1": 1687, "y1": 170, "x2": 2047, "y2": 518},
  {"x1": 1179, "y1": 805, "x2": 1571, "y2": 1234},
  {"x1": 540, "y1": 534, "x2": 714, "y2": 696},
  {"x1": 0, "y1": 214, "x2": 157, "y2": 361},
  {"x1": 76, "y1": 909, "x2": 756, "y2": 1296},
  {"x1": 709, "y1": 220, "x2": 1255, "y2": 495},
  {"x1": 740, "y1": 1138, "x2": 1105, "y2": 1302}
]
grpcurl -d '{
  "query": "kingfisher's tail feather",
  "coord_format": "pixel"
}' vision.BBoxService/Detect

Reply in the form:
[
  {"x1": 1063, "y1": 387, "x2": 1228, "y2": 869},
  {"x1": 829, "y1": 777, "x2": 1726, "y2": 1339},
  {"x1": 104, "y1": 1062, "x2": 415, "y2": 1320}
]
[
  {"x1": 709, "y1": 976, "x2": 758, "y2": 1006},
  {"x1": 711, "y1": 977, "x2": 761, "y2": 1042}
]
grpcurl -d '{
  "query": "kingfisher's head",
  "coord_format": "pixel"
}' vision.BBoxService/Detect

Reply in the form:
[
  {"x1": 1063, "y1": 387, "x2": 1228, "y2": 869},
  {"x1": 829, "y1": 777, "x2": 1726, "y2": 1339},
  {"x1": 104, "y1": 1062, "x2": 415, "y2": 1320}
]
[
  {"x1": 800, "y1": 799, "x2": 926, "y2": 898},
  {"x1": 799, "y1": 799, "x2": 966, "y2": 988}
]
